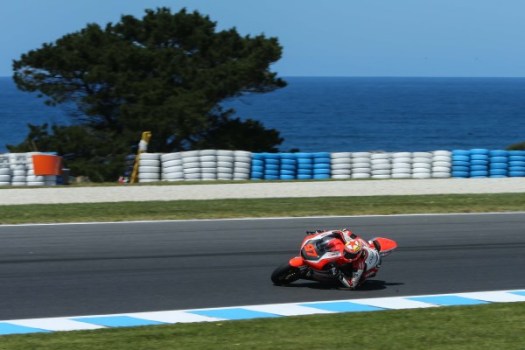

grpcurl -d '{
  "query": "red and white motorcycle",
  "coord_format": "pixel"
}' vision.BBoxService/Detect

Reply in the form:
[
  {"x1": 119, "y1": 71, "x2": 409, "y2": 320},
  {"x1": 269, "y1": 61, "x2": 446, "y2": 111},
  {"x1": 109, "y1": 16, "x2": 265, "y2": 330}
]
[{"x1": 271, "y1": 230, "x2": 397, "y2": 288}]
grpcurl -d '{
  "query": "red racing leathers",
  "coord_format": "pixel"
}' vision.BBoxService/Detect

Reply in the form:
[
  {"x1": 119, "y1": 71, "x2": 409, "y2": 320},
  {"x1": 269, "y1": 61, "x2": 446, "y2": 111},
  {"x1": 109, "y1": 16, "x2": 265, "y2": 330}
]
[{"x1": 325, "y1": 230, "x2": 381, "y2": 289}]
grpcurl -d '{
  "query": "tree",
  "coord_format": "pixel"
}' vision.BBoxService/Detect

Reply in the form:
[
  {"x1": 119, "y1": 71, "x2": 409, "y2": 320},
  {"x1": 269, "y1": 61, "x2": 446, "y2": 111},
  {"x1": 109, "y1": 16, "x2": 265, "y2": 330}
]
[{"x1": 10, "y1": 7, "x2": 286, "y2": 180}]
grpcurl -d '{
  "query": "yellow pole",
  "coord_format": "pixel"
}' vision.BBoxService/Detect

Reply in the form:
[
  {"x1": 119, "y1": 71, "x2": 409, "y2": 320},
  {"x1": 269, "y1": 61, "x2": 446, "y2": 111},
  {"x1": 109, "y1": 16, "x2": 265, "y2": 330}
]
[{"x1": 130, "y1": 131, "x2": 152, "y2": 184}]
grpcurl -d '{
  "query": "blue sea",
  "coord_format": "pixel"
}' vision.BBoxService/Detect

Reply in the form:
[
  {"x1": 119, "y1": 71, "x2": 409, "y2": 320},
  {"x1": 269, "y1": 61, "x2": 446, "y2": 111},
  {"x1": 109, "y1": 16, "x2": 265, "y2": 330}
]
[{"x1": 1, "y1": 76, "x2": 525, "y2": 153}]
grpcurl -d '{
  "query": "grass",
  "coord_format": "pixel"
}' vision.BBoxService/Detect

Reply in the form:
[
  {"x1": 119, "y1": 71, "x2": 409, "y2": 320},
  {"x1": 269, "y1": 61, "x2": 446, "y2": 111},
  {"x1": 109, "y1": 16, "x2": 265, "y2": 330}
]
[
  {"x1": 0, "y1": 193, "x2": 524, "y2": 224},
  {"x1": 0, "y1": 302, "x2": 523, "y2": 350}
]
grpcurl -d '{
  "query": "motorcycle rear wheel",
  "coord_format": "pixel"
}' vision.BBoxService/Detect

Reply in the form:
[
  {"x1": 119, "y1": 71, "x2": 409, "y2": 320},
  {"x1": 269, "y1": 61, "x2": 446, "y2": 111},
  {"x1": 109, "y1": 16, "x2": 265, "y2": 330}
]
[{"x1": 271, "y1": 263, "x2": 301, "y2": 285}]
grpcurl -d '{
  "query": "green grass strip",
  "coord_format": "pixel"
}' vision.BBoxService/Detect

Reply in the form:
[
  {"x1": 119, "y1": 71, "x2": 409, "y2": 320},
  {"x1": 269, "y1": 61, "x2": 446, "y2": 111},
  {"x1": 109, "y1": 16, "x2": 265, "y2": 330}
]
[
  {"x1": 0, "y1": 303, "x2": 523, "y2": 350},
  {"x1": 0, "y1": 193, "x2": 524, "y2": 224}
]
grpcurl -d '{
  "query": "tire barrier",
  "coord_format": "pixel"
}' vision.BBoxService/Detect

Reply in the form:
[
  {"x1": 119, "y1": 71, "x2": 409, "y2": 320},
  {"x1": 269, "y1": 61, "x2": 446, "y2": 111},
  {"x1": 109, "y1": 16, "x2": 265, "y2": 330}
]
[
  {"x1": 0, "y1": 152, "x2": 58, "y2": 186},
  {"x1": 3, "y1": 148, "x2": 525, "y2": 186},
  {"x1": 450, "y1": 149, "x2": 525, "y2": 178}
]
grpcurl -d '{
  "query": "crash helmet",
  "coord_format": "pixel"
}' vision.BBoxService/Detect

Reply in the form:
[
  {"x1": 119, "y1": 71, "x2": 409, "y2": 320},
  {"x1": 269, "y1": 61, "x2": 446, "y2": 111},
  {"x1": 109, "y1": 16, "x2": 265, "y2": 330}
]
[{"x1": 344, "y1": 239, "x2": 363, "y2": 261}]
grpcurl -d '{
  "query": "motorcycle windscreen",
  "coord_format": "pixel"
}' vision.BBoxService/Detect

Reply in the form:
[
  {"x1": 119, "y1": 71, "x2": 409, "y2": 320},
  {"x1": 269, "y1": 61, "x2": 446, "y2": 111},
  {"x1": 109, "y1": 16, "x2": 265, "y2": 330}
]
[
  {"x1": 374, "y1": 237, "x2": 398, "y2": 253},
  {"x1": 301, "y1": 236, "x2": 339, "y2": 261}
]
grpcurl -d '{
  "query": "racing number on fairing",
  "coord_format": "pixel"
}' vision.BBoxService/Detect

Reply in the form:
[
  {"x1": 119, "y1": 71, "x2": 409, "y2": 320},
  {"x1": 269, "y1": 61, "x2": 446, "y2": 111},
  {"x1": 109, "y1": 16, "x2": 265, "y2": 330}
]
[{"x1": 303, "y1": 243, "x2": 318, "y2": 258}]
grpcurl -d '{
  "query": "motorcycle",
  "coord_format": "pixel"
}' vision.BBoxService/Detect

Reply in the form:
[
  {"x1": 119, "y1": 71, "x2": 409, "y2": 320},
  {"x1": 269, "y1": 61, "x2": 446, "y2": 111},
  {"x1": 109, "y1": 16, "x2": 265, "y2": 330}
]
[{"x1": 271, "y1": 230, "x2": 397, "y2": 288}]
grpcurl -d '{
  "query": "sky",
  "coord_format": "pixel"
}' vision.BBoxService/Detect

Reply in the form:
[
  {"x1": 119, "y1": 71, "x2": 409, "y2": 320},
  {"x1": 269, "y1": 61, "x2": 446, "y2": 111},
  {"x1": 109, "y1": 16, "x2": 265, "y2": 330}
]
[{"x1": 1, "y1": 0, "x2": 525, "y2": 77}]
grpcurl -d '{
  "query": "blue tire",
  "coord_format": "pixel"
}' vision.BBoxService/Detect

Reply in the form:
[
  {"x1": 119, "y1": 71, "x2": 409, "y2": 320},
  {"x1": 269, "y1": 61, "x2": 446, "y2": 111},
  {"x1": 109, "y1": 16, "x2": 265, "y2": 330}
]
[
  {"x1": 489, "y1": 175, "x2": 507, "y2": 178},
  {"x1": 251, "y1": 165, "x2": 264, "y2": 172},
  {"x1": 509, "y1": 161, "x2": 525, "y2": 167},
  {"x1": 280, "y1": 170, "x2": 296, "y2": 176},
  {"x1": 314, "y1": 169, "x2": 331, "y2": 175},
  {"x1": 313, "y1": 163, "x2": 331, "y2": 170},
  {"x1": 297, "y1": 174, "x2": 313, "y2": 180},
  {"x1": 508, "y1": 150, "x2": 525, "y2": 156},
  {"x1": 452, "y1": 161, "x2": 470, "y2": 167},
  {"x1": 264, "y1": 175, "x2": 280, "y2": 180},
  {"x1": 250, "y1": 171, "x2": 263, "y2": 179},
  {"x1": 490, "y1": 163, "x2": 508, "y2": 170},
  {"x1": 313, "y1": 174, "x2": 331, "y2": 180},
  {"x1": 490, "y1": 156, "x2": 508, "y2": 163},
  {"x1": 489, "y1": 169, "x2": 507, "y2": 176},
  {"x1": 470, "y1": 154, "x2": 489, "y2": 161},
  {"x1": 452, "y1": 165, "x2": 469, "y2": 172},
  {"x1": 489, "y1": 150, "x2": 508, "y2": 157},
  {"x1": 280, "y1": 175, "x2": 296, "y2": 180},
  {"x1": 509, "y1": 171, "x2": 525, "y2": 177},
  {"x1": 252, "y1": 159, "x2": 264, "y2": 167},
  {"x1": 452, "y1": 150, "x2": 470, "y2": 156},
  {"x1": 470, "y1": 160, "x2": 488, "y2": 166},
  {"x1": 252, "y1": 153, "x2": 265, "y2": 160},
  {"x1": 452, "y1": 171, "x2": 469, "y2": 178},
  {"x1": 297, "y1": 169, "x2": 313, "y2": 176},
  {"x1": 470, "y1": 165, "x2": 488, "y2": 171},
  {"x1": 452, "y1": 155, "x2": 470, "y2": 162},
  {"x1": 470, "y1": 149, "x2": 489, "y2": 155},
  {"x1": 470, "y1": 171, "x2": 488, "y2": 177},
  {"x1": 280, "y1": 164, "x2": 296, "y2": 172}
]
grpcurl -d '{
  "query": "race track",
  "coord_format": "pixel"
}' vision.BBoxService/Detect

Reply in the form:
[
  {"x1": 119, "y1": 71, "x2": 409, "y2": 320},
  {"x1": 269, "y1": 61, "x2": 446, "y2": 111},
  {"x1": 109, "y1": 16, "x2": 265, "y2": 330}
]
[{"x1": 0, "y1": 213, "x2": 524, "y2": 320}]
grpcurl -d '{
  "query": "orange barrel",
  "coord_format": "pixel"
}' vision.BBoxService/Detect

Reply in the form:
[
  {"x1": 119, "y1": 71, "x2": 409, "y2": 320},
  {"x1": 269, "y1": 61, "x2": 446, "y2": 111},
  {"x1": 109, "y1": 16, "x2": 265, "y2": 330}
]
[{"x1": 32, "y1": 155, "x2": 63, "y2": 176}]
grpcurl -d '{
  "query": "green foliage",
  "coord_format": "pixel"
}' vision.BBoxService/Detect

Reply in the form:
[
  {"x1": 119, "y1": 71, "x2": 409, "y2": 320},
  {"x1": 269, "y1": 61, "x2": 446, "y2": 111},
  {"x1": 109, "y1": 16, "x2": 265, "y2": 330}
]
[
  {"x1": 507, "y1": 141, "x2": 525, "y2": 150},
  {"x1": 11, "y1": 7, "x2": 286, "y2": 181}
]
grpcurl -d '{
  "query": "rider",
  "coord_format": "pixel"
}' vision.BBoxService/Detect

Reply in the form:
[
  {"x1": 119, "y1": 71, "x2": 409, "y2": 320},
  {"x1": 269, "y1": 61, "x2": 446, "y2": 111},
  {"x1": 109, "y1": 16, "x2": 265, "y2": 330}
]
[{"x1": 324, "y1": 229, "x2": 382, "y2": 289}]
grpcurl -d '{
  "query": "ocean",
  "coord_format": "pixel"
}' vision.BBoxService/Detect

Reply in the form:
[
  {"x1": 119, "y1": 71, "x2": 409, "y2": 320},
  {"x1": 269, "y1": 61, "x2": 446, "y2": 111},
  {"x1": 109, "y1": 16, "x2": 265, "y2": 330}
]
[{"x1": 1, "y1": 76, "x2": 524, "y2": 153}]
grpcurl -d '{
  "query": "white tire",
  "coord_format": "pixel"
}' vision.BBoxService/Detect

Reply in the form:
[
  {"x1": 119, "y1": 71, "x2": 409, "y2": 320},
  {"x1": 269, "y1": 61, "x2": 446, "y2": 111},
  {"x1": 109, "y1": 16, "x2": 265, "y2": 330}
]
[
  {"x1": 217, "y1": 150, "x2": 234, "y2": 157},
  {"x1": 233, "y1": 168, "x2": 250, "y2": 175},
  {"x1": 183, "y1": 168, "x2": 201, "y2": 174},
  {"x1": 392, "y1": 163, "x2": 411, "y2": 170},
  {"x1": 0, "y1": 175, "x2": 10, "y2": 182},
  {"x1": 392, "y1": 152, "x2": 411, "y2": 158},
  {"x1": 27, "y1": 181, "x2": 45, "y2": 186},
  {"x1": 234, "y1": 162, "x2": 251, "y2": 169},
  {"x1": 372, "y1": 174, "x2": 391, "y2": 179},
  {"x1": 218, "y1": 174, "x2": 234, "y2": 180},
  {"x1": 138, "y1": 179, "x2": 159, "y2": 183},
  {"x1": 139, "y1": 159, "x2": 160, "y2": 167},
  {"x1": 332, "y1": 163, "x2": 351, "y2": 170},
  {"x1": 140, "y1": 153, "x2": 161, "y2": 160},
  {"x1": 218, "y1": 167, "x2": 233, "y2": 174},
  {"x1": 217, "y1": 161, "x2": 234, "y2": 168},
  {"x1": 0, "y1": 168, "x2": 10, "y2": 175},
  {"x1": 138, "y1": 166, "x2": 160, "y2": 173},
  {"x1": 200, "y1": 156, "x2": 216, "y2": 162},
  {"x1": 332, "y1": 174, "x2": 351, "y2": 179},
  {"x1": 433, "y1": 161, "x2": 451, "y2": 167},
  {"x1": 185, "y1": 173, "x2": 201, "y2": 180},
  {"x1": 412, "y1": 152, "x2": 432, "y2": 158},
  {"x1": 181, "y1": 150, "x2": 199, "y2": 158},
  {"x1": 392, "y1": 173, "x2": 411, "y2": 179},
  {"x1": 162, "y1": 172, "x2": 184, "y2": 180},
  {"x1": 371, "y1": 169, "x2": 390, "y2": 175},
  {"x1": 392, "y1": 168, "x2": 412, "y2": 174},
  {"x1": 217, "y1": 156, "x2": 234, "y2": 163},
  {"x1": 234, "y1": 150, "x2": 251, "y2": 158},
  {"x1": 233, "y1": 175, "x2": 249, "y2": 180},
  {"x1": 352, "y1": 158, "x2": 371, "y2": 165},
  {"x1": 432, "y1": 166, "x2": 451, "y2": 172},
  {"x1": 201, "y1": 168, "x2": 217, "y2": 174},
  {"x1": 392, "y1": 157, "x2": 412, "y2": 164},
  {"x1": 182, "y1": 162, "x2": 200, "y2": 169},
  {"x1": 199, "y1": 149, "x2": 217, "y2": 156},
  {"x1": 26, "y1": 175, "x2": 44, "y2": 182},
  {"x1": 412, "y1": 163, "x2": 431, "y2": 170},
  {"x1": 163, "y1": 166, "x2": 184, "y2": 174},
  {"x1": 12, "y1": 176, "x2": 26, "y2": 182},
  {"x1": 433, "y1": 150, "x2": 452, "y2": 157},
  {"x1": 138, "y1": 172, "x2": 160, "y2": 180},
  {"x1": 433, "y1": 155, "x2": 452, "y2": 162},
  {"x1": 182, "y1": 156, "x2": 200, "y2": 163},
  {"x1": 332, "y1": 169, "x2": 351, "y2": 175},
  {"x1": 371, "y1": 153, "x2": 390, "y2": 160},
  {"x1": 234, "y1": 156, "x2": 251, "y2": 163},
  {"x1": 331, "y1": 158, "x2": 352, "y2": 165},
  {"x1": 352, "y1": 173, "x2": 371, "y2": 179},
  {"x1": 371, "y1": 163, "x2": 391, "y2": 170},
  {"x1": 201, "y1": 173, "x2": 217, "y2": 180},
  {"x1": 412, "y1": 157, "x2": 432, "y2": 164},
  {"x1": 13, "y1": 170, "x2": 26, "y2": 176},
  {"x1": 331, "y1": 152, "x2": 351, "y2": 159},
  {"x1": 0, "y1": 182, "x2": 10, "y2": 186},
  {"x1": 412, "y1": 173, "x2": 431, "y2": 179},
  {"x1": 11, "y1": 182, "x2": 27, "y2": 186},
  {"x1": 412, "y1": 168, "x2": 432, "y2": 174},
  {"x1": 352, "y1": 152, "x2": 371, "y2": 158},
  {"x1": 163, "y1": 159, "x2": 183, "y2": 168},
  {"x1": 432, "y1": 172, "x2": 451, "y2": 178},
  {"x1": 352, "y1": 168, "x2": 371, "y2": 174},
  {"x1": 351, "y1": 162, "x2": 370, "y2": 169},
  {"x1": 161, "y1": 153, "x2": 181, "y2": 162},
  {"x1": 200, "y1": 161, "x2": 217, "y2": 168}
]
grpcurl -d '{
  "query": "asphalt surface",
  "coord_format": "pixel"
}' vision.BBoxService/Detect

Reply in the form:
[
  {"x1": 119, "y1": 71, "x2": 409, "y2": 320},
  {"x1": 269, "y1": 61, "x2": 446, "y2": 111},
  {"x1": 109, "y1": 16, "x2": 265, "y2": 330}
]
[{"x1": 0, "y1": 213, "x2": 524, "y2": 320}]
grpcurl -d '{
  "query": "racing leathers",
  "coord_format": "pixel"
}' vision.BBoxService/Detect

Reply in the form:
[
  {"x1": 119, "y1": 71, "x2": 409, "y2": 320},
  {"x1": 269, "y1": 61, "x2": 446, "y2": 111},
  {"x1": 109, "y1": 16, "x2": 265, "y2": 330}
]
[{"x1": 326, "y1": 229, "x2": 382, "y2": 289}]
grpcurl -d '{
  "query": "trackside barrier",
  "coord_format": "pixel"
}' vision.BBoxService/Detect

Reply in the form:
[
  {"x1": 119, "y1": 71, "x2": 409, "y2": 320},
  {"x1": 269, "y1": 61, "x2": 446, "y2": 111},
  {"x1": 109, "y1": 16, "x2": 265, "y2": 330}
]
[{"x1": 2, "y1": 149, "x2": 525, "y2": 186}]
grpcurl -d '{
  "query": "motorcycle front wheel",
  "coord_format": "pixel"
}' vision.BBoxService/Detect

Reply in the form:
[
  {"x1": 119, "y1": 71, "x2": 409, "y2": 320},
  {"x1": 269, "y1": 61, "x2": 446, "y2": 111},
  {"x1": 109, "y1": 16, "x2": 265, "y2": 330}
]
[{"x1": 271, "y1": 262, "x2": 301, "y2": 285}]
